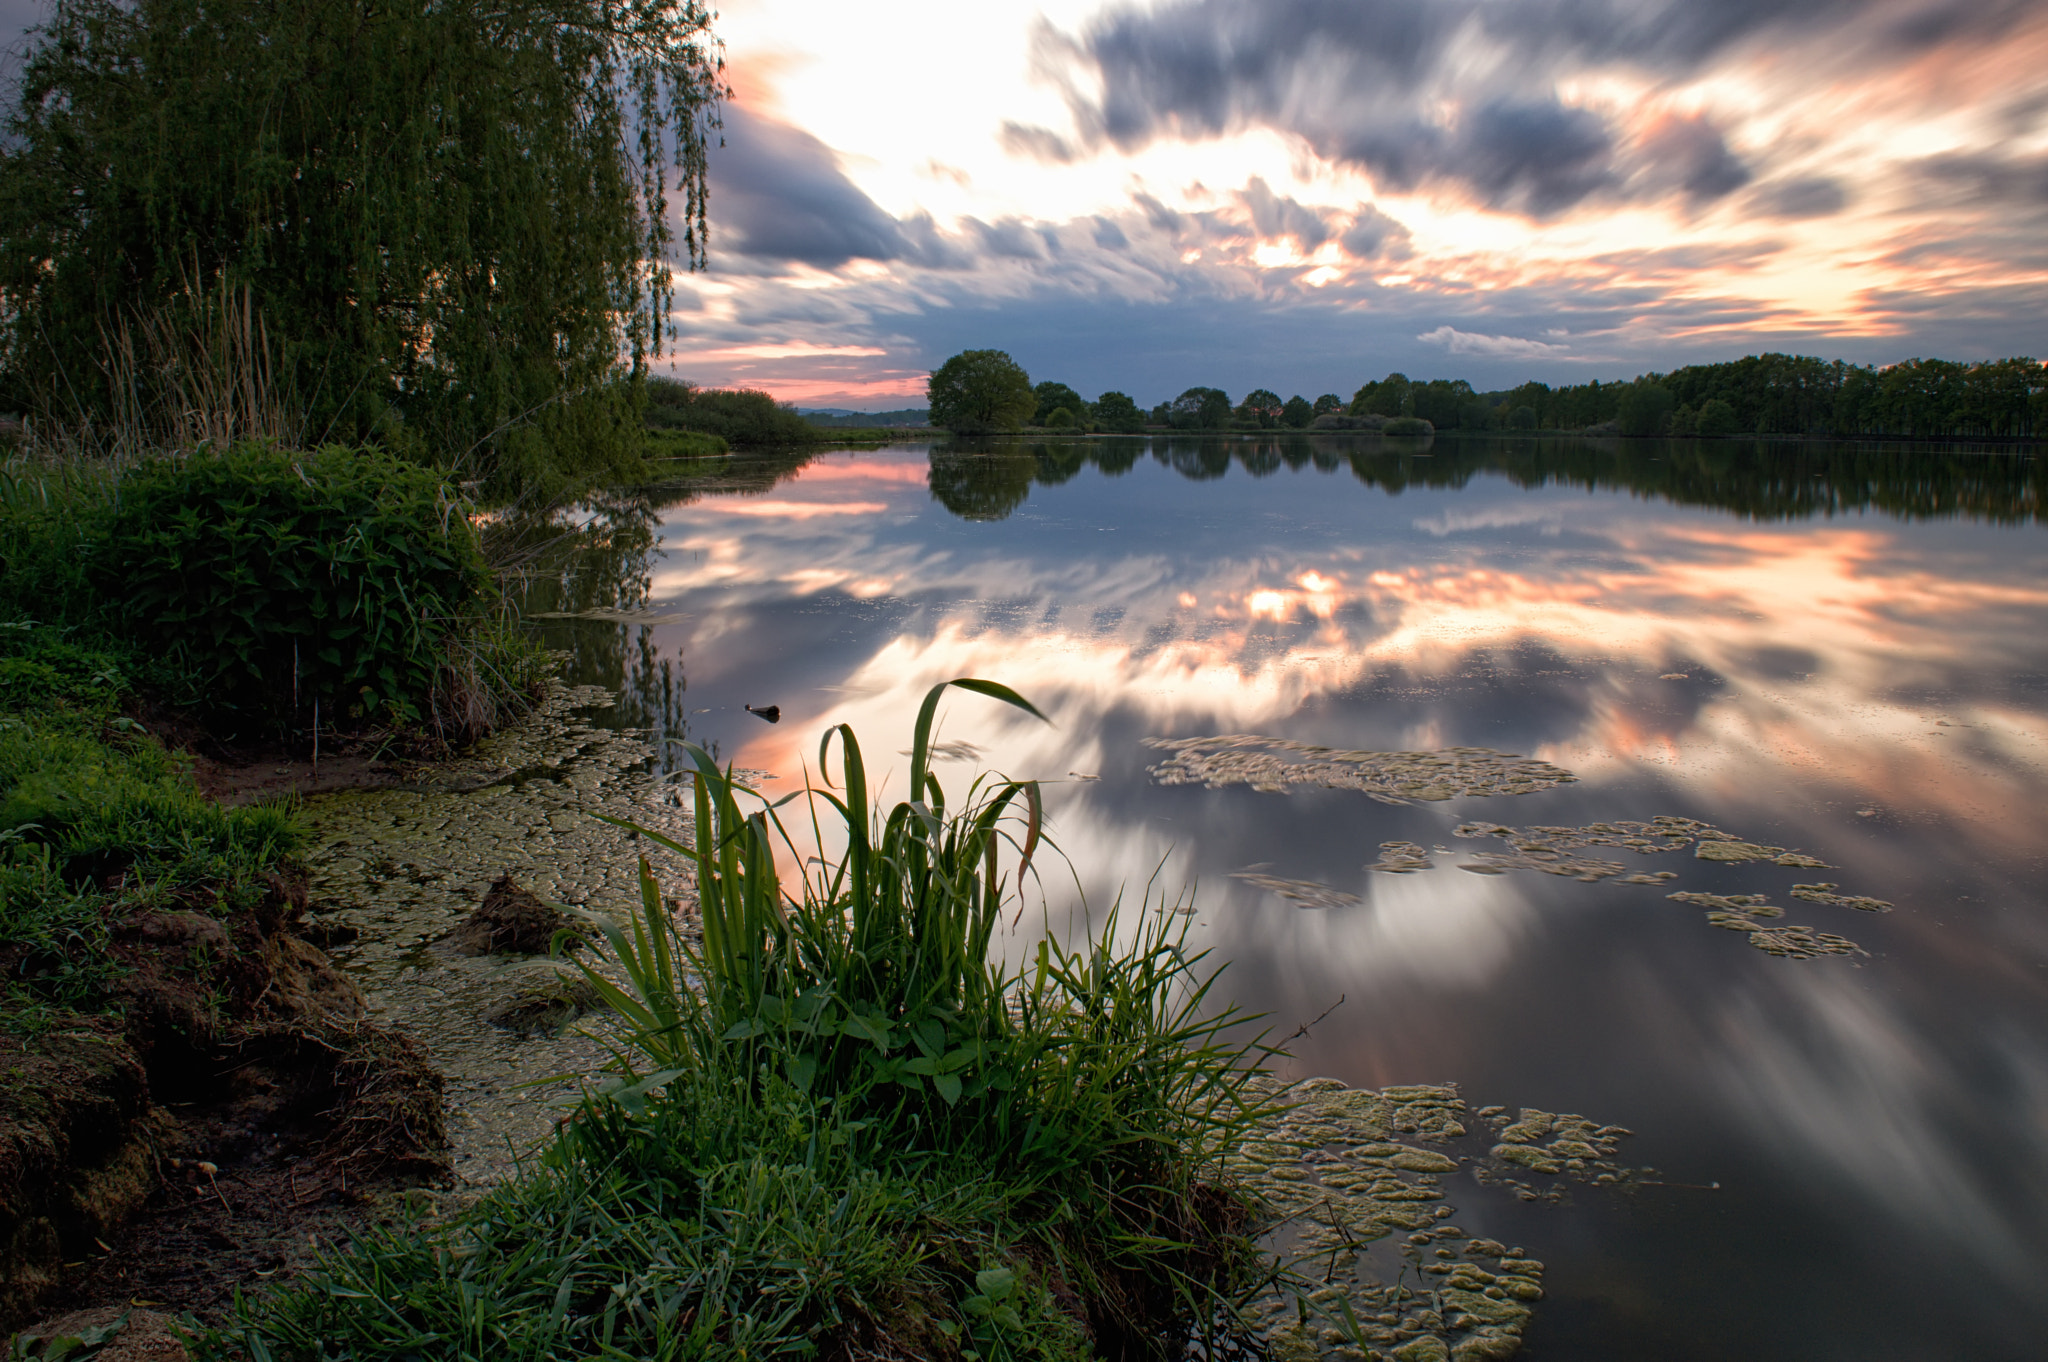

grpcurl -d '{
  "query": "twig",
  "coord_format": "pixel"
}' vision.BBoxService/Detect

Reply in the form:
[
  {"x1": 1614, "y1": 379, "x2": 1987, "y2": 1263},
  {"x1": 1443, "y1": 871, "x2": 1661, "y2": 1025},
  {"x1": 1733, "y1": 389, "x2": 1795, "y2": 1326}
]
[{"x1": 1284, "y1": 993, "x2": 1346, "y2": 1042}]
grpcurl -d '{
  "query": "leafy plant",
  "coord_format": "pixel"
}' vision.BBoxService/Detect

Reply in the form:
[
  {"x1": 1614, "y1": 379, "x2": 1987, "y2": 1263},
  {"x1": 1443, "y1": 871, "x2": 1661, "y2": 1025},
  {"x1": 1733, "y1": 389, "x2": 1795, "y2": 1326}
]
[{"x1": 84, "y1": 443, "x2": 490, "y2": 729}]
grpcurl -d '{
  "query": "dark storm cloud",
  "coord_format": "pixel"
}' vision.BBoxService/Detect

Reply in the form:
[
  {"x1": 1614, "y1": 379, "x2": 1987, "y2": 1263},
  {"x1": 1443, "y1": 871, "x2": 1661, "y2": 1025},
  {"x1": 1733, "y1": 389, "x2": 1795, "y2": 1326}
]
[
  {"x1": 1036, "y1": 0, "x2": 2035, "y2": 218},
  {"x1": 705, "y1": 104, "x2": 909, "y2": 267},
  {"x1": 1748, "y1": 177, "x2": 1851, "y2": 220},
  {"x1": 1912, "y1": 151, "x2": 2048, "y2": 208},
  {"x1": 1340, "y1": 204, "x2": 1413, "y2": 261},
  {"x1": 1238, "y1": 177, "x2": 1332, "y2": 248}
]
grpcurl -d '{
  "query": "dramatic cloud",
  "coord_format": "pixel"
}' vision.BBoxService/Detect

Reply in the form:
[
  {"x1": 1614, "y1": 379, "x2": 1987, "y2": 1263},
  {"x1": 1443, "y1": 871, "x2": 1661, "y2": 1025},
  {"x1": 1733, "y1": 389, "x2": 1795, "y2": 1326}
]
[
  {"x1": 706, "y1": 104, "x2": 910, "y2": 267},
  {"x1": 1029, "y1": 0, "x2": 2040, "y2": 218}
]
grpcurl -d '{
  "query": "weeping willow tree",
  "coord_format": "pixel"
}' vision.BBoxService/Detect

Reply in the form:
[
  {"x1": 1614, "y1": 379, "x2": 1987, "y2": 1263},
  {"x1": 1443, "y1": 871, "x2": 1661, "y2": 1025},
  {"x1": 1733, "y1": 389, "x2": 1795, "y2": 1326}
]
[{"x1": 0, "y1": 0, "x2": 724, "y2": 494}]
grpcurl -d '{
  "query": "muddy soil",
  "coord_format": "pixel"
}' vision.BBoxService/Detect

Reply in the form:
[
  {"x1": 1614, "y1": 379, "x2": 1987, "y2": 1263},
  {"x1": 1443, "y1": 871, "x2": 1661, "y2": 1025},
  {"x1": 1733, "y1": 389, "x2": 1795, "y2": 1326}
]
[{"x1": 1, "y1": 874, "x2": 443, "y2": 1336}]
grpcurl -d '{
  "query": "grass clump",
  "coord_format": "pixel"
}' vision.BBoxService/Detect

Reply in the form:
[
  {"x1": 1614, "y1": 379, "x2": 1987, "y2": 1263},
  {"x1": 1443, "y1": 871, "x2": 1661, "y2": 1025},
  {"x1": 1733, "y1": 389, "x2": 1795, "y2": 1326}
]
[
  {"x1": 212, "y1": 680, "x2": 1275, "y2": 1359},
  {"x1": 0, "y1": 623, "x2": 304, "y2": 1031},
  {"x1": 0, "y1": 443, "x2": 553, "y2": 745}
]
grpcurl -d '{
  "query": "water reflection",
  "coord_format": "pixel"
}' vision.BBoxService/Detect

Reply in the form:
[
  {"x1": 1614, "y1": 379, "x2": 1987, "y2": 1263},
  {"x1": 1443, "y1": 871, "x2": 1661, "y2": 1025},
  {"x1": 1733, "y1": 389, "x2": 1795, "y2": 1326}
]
[
  {"x1": 519, "y1": 437, "x2": 2048, "y2": 1361},
  {"x1": 929, "y1": 433, "x2": 2045, "y2": 524}
]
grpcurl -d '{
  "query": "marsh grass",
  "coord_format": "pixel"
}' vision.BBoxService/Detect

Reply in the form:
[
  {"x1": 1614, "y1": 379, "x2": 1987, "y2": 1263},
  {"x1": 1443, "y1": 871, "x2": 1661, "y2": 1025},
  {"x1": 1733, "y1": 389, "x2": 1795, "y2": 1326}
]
[
  {"x1": 213, "y1": 681, "x2": 1280, "y2": 1359},
  {"x1": 0, "y1": 624, "x2": 306, "y2": 1030}
]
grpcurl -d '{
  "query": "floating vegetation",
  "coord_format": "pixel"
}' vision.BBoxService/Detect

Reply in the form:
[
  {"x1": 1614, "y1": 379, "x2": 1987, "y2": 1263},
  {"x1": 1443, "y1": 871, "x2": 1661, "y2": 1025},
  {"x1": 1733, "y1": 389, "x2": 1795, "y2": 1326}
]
[
  {"x1": 1235, "y1": 1078, "x2": 1644, "y2": 1361},
  {"x1": 1232, "y1": 870, "x2": 1364, "y2": 911},
  {"x1": 1666, "y1": 892, "x2": 1862, "y2": 959},
  {"x1": 1791, "y1": 882, "x2": 1893, "y2": 912},
  {"x1": 301, "y1": 682, "x2": 699, "y2": 1184},
  {"x1": 1434, "y1": 822, "x2": 1865, "y2": 960},
  {"x1": 1367, "y1": 840, "x2": 1435, "y2": 873},
  {"x1": 1694, "y1": 834, "x2": 1829, "y2": 868},
  {"x1": 1451, "y1": 818, "x2": 1695, "y2": 883},
  {"x1": 1144, "y1": 735, "x2": 1577, "y2": 804},
  {"x1": 1743, "y1": 924, "x2": 1864, "y2": 959}
]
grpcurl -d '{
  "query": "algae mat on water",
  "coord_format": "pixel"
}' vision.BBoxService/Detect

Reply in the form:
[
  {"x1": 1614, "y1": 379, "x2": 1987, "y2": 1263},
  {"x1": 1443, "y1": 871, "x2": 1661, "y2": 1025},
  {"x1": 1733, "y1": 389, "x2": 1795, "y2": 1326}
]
[
  {"x1": 300, "y1": 683, "x2": 702, "y2": 1185},
  {"x1": 1145, "y1": 737, "x2": 1577, "y2": 805},
  {"x1": 1237, "y1": 1077, "x2": 1644, "y2": 1361}
]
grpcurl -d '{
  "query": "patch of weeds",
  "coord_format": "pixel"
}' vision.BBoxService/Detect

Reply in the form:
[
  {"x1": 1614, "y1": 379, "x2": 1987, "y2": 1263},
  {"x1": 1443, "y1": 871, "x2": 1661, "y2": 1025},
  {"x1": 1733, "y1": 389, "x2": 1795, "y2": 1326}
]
[
  {"x1": 215, "y1": 680, "x2": 1278, "y2": 1358},
  {"x1": 0, "y1": 623, "x2": 305, "y2": 1030}
]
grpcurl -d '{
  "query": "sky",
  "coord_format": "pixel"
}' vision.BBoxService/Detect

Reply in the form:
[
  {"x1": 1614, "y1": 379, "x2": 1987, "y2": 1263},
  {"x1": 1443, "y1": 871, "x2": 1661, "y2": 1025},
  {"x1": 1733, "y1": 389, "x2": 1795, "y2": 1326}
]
[{"x1": 7, "y1": 0, "x2": 2048, "y2": 407}]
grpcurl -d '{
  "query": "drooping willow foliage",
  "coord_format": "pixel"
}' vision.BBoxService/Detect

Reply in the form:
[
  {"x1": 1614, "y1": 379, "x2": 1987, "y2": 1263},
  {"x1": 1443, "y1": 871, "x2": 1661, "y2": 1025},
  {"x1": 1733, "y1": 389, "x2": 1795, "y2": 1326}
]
[{"x1": 0, "y1": 0, "x2": 725, "y2": 493}]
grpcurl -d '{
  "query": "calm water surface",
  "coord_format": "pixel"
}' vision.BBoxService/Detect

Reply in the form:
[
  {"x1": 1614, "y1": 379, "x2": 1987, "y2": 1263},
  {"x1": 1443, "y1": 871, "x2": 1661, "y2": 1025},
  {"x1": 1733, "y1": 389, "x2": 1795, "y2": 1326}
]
[{"x1": 526, "y1": 436, "x2": 2048, "y2": 1362}]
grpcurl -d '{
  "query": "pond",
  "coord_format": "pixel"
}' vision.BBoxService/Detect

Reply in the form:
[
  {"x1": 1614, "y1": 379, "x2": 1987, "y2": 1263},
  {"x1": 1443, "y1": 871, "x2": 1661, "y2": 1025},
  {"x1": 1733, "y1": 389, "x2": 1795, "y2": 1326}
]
[{"x1": 519, "y1": 434, "x2": 2048, "y2": 1362}]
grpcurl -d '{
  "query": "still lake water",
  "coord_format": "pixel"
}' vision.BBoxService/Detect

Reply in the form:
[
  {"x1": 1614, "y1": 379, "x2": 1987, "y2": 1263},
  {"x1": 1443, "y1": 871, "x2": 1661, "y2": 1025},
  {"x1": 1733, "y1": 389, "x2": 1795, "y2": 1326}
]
[{"x1": 526, "y1": 435, "x2": 2047, "y2": 1361}]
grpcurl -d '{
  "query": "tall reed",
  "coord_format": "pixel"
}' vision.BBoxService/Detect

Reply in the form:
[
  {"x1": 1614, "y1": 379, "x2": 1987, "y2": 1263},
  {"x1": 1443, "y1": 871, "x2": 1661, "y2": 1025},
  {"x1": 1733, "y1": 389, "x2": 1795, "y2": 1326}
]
[{"x1": 580, "y1": 677, "x2": 1276, "y2": 1183}]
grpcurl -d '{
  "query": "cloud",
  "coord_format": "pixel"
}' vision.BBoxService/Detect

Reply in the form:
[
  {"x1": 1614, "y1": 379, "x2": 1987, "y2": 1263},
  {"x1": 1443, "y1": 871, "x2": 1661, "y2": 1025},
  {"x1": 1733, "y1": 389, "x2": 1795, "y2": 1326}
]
[
  {"x1": 1031, "y1": 0, "x2": 2035, "y2": 219},
  {"x1": 1000, "y1": 121, "x2": 1077, "y2": 164},
  {"x1": 1749, "y1": 176, "x2": 1852, "y2": 220},
  {"x1": 706, "y1": 104, "x2": 909, "y2": 266},
  {"x1": 1341, "y1": 203, "x2": 1413, "y2": 261},
  {"x1": 1237, "y1": 177, "x2": 1333, "y2": 249},
  {"x1": 1418, "y1": 326, "x2": 1569, "y2": 358}
]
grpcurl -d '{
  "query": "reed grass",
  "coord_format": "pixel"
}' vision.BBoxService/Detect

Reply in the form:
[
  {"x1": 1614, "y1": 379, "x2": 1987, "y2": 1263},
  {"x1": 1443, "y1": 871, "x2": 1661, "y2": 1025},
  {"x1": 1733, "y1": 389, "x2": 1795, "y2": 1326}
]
[{"x1": 212, "y1": 680, "x2": 1280, "y2": 1358}]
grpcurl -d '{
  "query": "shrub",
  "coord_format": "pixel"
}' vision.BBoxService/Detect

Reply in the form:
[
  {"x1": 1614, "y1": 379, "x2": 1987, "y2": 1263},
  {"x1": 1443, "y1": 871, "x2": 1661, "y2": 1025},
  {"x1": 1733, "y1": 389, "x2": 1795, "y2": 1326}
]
[
  {"x1": 646, "y1": 379, "x2": 814, "y2": 446},
  {"x1": 1383, "y1": 415, "x2": 1433, "y2": 436},
  {"x1": 87, "y1": 443, "x2": 491, "y2": 729},
  {"x1": 1697, "y1": 397, "x2": 1740, "y2": 437}
]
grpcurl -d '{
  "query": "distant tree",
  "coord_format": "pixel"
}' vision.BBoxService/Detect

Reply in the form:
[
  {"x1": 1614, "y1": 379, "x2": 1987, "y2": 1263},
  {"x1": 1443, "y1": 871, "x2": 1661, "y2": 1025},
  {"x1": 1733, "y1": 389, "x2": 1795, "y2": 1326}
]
[
  {"x1": 1170, "y1": 387, "x2": 1232, "y2": 430},
  {"x1": 1617, "y1": 381, "x2": 1677, "y2": 436},
  {"x1": 1669, "y1": 403, "x2": 1698, "y2": 437},
  {"x1": 1094, "y1": 390, "x2": 1144, "y2": 432},
  {"x1": 1458, "y1": 400, "x2": 1498, "y2": 431},
  {"x1": 1696, "y1": 398, "x2": 1739, "y2": 437},
  {"x1": 1281, "y1": 394, "x2": 1315, "y2": 428},
  {"x1": 1351, "y1": 373, "x2": 1413, "y2": 418},
  {"x1": 1508, "y1": 404, "x2": 1538, "y2": 430},
  {"x1": 1031, "y1": 380, "x2": 1086, "y2": 426},
  {"x1": 928, "y1": 349, "x2": 1035, "y2": 433},
  {"x1": 1312, "y1": 393, "x2": 1344, "y2": 417},
  {"x1": 1237, "y1": 388, "x2": 1285, "y2": 428},
  {"x1": 1045, "y1": 407, "x2": 1076, "y2": 429},
  {"x1": 1150, "y1": 401, "x2": 1173, "y2": 426}
]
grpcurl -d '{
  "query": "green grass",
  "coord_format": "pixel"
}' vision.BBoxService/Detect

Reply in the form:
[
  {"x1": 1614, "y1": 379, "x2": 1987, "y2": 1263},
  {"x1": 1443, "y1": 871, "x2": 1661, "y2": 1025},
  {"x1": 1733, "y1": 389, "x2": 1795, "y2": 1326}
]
[
  {"x1": 0, "y1": 623, "x2": 305, "y2": 1030},
  {"x1": 209, "y1": 680, "x2": 1277, "y2": 1359}
]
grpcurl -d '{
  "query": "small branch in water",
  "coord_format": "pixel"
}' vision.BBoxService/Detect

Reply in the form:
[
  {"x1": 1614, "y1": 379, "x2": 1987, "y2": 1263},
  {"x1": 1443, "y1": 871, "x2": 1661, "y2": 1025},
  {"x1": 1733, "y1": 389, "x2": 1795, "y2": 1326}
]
[{"x1": 1284, "y1": 993, "x2": 1345, "y2": 1042}]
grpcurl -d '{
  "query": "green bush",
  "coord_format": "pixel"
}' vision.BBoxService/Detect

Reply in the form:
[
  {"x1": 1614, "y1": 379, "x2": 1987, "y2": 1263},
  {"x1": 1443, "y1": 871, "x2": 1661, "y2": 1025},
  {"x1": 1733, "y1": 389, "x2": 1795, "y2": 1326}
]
[
  {"x1": 646, "y1": 379, "x2": 816, "y2": 446},
  {"x1": 1697, "y1": 397, "x2": 1740, "y2": 437},
  {"x1": 1383, "y1": 416, "x2": 1433, "y2": 436},
  {"x1": 86, "y1": 443, "x2": 491, "y2": 728}
]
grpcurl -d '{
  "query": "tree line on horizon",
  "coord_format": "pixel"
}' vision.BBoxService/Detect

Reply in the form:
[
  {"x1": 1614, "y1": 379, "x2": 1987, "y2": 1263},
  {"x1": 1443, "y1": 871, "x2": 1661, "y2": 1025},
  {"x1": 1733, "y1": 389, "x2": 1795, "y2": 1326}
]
[{"x1": 926, "y1": 349, "x2": 2048, "y2": 441}]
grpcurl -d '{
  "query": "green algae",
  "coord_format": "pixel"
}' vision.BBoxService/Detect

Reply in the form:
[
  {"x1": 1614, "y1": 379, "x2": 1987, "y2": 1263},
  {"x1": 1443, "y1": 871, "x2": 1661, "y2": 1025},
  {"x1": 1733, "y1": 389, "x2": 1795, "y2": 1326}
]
[
  {"x1": 298, "y1": 681, "x2": 703, "y2": 1185},
  {"x1": 1234, "y1": 1077, "x2": 1646, "y2": 1361},
  {"x1": 1790, "y1": 882, "x2": 1893, "y2": 912},
  {"x1": 1144, "y1": 736, "x2": 1577, "y2": 805}
]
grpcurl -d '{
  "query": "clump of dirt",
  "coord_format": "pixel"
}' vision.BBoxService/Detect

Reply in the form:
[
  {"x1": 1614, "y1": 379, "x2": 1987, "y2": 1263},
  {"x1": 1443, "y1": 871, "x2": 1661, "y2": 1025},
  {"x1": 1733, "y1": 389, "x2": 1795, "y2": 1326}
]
[
  {"x1": 0, "y1": 872, "x2": 447, "y2": 1334},
  {"x1": 449, "y1": 875, "x2": 584, "y2": 955},
  {"x1": 11, "y1": 1305, "x2": 191, "y2": 1360}
]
